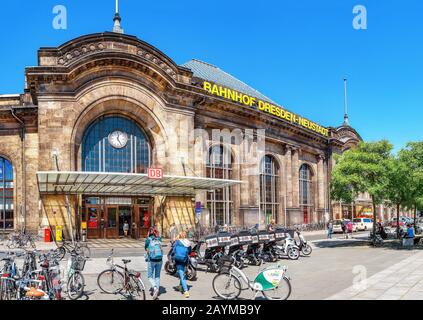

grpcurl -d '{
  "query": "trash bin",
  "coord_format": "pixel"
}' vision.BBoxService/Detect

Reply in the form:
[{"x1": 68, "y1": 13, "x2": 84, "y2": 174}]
[
  {"x1": 44, "y1": 228, "x2": 52, "y2": 242},
  {"x1": 81, "y1": 229, "x2": 87, "y2": 242},
  {"x1": 55, "y1": 225, "x2": 63, "y2": 242}
]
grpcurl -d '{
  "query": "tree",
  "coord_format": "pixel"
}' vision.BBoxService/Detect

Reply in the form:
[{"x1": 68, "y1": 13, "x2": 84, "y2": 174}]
[
  {"x1": 398, "y1": 142, "x2": 423, "y2": 229},
  {"x1": 385, "y1": 156, "x2": 411, "y2": 238},
  {"x1": 331, "y1": 140, "x2": 393, "y2": 239}
]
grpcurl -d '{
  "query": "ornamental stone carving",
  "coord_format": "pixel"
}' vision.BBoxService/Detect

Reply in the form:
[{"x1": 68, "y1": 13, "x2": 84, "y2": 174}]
[{"x1": 56, "y1": 39, "x2": 178, "y2": 79}]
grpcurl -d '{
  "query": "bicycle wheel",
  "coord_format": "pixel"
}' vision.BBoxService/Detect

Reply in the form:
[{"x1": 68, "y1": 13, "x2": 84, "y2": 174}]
[
  {"x1": 54, "y1": 247, "x2": 66, "y2": 261},
  {"x1": 67, "y1": 271, "x2": 85, "y2": 300},
  {"x1": 262, "y1": 277, "x2": 292, "y2": 300},
  {"x1": 0, "y1": 280, "x2": 15, "y2": 300},
  {"x1": 212, "y1": 273, "x2": 241, "y2": 300},
  {"x1": 127, "y1": 275, "x2": 146, "y2": 300},
  {"x1": 97, "y1": 269, "x2": 124, "y2": 294},
  {"x1": 77, "y1": 245, "x2": 91, "y2": 259}
]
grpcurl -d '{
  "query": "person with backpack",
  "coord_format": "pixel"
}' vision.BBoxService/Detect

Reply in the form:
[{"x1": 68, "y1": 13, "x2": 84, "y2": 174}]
[
  {"x1": 172, "y1": 231, "x2": 192, "y2": 298},
  {"x1": 145, "y1": 227, "x2": 163, "y2": 300}
]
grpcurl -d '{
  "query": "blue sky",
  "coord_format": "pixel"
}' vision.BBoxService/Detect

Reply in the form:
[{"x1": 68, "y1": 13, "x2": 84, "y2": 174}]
[{"x1": 1, "y1": 0, "x2": 422, "y2": 152}]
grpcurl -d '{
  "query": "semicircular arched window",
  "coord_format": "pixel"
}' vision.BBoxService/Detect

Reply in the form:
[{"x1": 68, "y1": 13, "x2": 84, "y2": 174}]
[
  {"x1": 299, "y1": 164, "x2": 313, "y2": 224},
  {"x1": 259, "y1": 155, "x2": 280, "y2": 225},
  {"x1": 82, "y1": 116, "x2": 150, "y2": 173},
  {"x1": 0, "y1": 157, "x2": 14, "y2": 230}
]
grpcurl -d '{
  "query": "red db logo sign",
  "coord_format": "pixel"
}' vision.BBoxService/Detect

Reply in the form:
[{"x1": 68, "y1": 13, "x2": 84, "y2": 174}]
[{"x1": 148, "y1": 168, "x2": 163, "y2": 179}]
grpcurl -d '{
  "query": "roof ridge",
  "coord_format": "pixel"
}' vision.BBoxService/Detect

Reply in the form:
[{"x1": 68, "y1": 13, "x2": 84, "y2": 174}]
[
  {"x1": 182, "y1": 59, "x2": 275, "y2": 104},
  {"x1": 190, "y1": 59, "x2": 218, "y2": 69}
]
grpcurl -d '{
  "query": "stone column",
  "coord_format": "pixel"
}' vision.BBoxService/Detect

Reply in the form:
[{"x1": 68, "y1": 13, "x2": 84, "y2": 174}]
[
  {"x1": 291, "y1": 148, "x2": 300, "y2": 208},
  {"x1": 285, "y1": 147, "x2": 293, "y2": 207},
  {"x1": 317, "y1": 154, "x2": 325, "y2": 210}
]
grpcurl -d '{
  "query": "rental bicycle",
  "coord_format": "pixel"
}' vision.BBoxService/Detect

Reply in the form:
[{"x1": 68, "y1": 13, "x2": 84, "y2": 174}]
[
  {"x1": 97, "y1": 249, "x2": 146, "y2": 300},
  {"x1": 212, "y1": 256, "x2": 291, "y2": 300}
]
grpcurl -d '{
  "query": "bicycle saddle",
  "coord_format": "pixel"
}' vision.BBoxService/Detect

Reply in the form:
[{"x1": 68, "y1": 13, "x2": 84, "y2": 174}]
[
  {"x1": 122, "y1": 259, "x2": 131, "y2": 264},
  {"x1": 25, "y1": 288, "x2": 45, "y2": 298}
]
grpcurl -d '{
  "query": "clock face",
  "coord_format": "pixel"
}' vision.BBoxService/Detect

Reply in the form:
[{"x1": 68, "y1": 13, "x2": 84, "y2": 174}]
[{"x1": 108, "y1": 131, "x2": 128, "y2": 149}]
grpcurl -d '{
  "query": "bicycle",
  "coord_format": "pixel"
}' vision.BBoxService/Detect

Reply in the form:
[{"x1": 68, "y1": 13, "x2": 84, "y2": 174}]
[
  {"x1": 66, "y1": 251, "x2": 87, "y2": 300},
  {"x1": 54, "y1": 240, "x2": 91, "y2": 261},
  {"x1": 6, "y1": 232, "x2": 37, "y2": 249},
  {"x1": 212, "y1": 256, "x2": 292, "y2": 300},
  {"x1": 97, "y1": 249, "x2": 146, "y2": 300}
]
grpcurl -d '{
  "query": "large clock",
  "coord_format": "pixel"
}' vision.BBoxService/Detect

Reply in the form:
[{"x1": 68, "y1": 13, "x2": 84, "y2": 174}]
[{"x1": 108, "y1": 130, "x2": 128, "y2": 149}]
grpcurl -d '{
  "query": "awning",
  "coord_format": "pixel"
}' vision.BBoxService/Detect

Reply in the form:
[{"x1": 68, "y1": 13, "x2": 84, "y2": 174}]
[{"x1": 36, "y1": 171, "x2": 243, "y2": 196}]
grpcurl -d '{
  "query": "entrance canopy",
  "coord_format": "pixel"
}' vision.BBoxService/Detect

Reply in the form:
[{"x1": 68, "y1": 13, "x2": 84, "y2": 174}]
[{"x1": 36, "y1": 171, "x2": 243, "y2": 196}]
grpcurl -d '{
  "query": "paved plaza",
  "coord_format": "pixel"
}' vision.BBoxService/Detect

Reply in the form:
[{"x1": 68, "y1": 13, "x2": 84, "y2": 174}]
[{"x1": 4, "y1": 232, "x2": 423, "y2": 300}]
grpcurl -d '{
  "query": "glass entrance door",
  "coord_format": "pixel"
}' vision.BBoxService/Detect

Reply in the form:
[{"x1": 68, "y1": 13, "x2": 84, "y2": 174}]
[
  {"x1": 106, "y1": 206, "x2": 118, "y2": 238},
  {"x1": 139, "y1": 207, "x2": 151, "y2": 238},
  {"x1": 118, "y1": 206, "x2": 132, "y2": 237},
  {"x1": 86, "y1": 206, "x2": 101, "y2": 239}
]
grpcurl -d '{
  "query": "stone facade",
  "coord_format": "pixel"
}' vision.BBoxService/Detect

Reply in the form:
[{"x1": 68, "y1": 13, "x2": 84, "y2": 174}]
[{"x1": 0, "y1": 32, "x2": 362, "y2": 237}]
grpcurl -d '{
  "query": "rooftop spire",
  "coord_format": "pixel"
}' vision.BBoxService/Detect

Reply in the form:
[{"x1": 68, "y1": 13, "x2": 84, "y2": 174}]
[
  {"x1": 113, "y1": 0, "x2": 124, "y2": 34},
  {"x1": 343, "y1": 78, "x2": 350, "y2": 126}
]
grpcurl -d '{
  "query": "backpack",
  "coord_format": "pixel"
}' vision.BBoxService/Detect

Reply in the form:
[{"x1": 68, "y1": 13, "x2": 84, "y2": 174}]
[
  {"x1": 173, "y1": 241, "x2": 189, "y2": 263},
  {"x1": 148, "y1": 237, "x2": 163, "y2": 260}
]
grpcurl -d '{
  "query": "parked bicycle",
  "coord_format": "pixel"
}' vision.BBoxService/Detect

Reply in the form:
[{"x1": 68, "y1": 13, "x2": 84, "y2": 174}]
[
  {"x1": 66, "y1": 251, "x2": 87, "y2": 300},
  {"x1": 97, "y1": 249, "x2": 146, "y2": 300},
  {"x1": 54, "y1": 240, "x2": 91, "y2": 261},
  {"x1": 6, "y1": 232, "x2": 37, "y2": 249},
  {"x1": 212, "y1": 256, "x2": 291, "y2": 300}
]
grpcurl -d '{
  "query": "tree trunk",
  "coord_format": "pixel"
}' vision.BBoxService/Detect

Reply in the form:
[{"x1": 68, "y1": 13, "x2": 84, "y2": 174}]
[
  {"x1": 397, "y1": 203, "x2": 400, "y2": 239},
  {"x1": 414, "y1": 204, "x2": 417, "y2": 232},
  {"x1": 372, "y1": 195, "x2": 377, "y2": 240}
]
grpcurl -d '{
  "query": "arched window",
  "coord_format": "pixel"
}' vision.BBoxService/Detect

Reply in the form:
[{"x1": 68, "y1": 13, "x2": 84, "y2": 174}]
[
  {"x1": 259, "y1": 155, "x2": 280, "y2": 224},
  {"x1": 82, "y1": 116, "x2": 150, "y2": 173},
  {"x1": 0, "y1": 157, "x2": 14, "y2": 230},
  {"x1": 299, "y1": 164, "x2": 313, "y2": 224},
  {"x1": 206, "y1": 145, "x2": 233, "y2": 227}
]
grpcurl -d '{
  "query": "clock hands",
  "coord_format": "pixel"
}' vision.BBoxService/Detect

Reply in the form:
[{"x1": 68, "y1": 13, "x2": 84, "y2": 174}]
[{"x1": 117, "y1": 132, "x2": 123, "y2": 146}]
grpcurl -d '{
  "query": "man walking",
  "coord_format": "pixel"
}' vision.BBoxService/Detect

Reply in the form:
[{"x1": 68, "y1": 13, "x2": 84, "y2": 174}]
[{"x1": 327, "y1": 220, "x2": 333, "y2": 239}]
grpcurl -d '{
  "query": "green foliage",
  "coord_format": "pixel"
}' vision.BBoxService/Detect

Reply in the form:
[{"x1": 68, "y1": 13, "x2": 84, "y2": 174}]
[
  {"x1": 331, "y1": 140, "x2": 393, "y2": 205},
  {"x1": 398, "y1": 142, "x2": 423, "y2": 211}
]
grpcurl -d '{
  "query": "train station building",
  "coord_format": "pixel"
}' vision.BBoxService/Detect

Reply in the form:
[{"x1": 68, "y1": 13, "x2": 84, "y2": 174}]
[{"x1": 0, "y1": 16, "x2": 363, "y2": 239}]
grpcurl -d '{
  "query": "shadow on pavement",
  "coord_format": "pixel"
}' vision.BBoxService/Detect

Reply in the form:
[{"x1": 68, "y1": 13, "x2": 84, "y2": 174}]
[{"x1": 314, "y1": 238, "x2": 423, "y2": 251}]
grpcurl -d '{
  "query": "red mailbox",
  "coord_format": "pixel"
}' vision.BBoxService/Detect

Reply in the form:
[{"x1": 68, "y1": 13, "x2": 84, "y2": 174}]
[{"x1": 44, "y1": 228, "x2": 52, "y2": 242}]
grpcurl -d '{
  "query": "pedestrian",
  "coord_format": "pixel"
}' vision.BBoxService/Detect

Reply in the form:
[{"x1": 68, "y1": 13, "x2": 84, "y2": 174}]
[
  {"x1": 341, "y1": 220, "x2": 347, "y2": 239},
  {"x1": 214, "y1": 224, "x2": 220, "y2": 233},
  {"x1": 145, "y1": 227, "x2": 163, "y2": 300},
  {"x1": 327, "y1": 220, "x2": 333, "y2": 239},
  {"x1": 405, "y1": 223, "x2": 415, "y2": 240},
  {"x1": 347, "y1": 221, "x2": 353, "y2": 239},
  {"x1": 169, "y1": 223, "x2": 178, "y2": 243},
  {"x1": 267, "y1": 219, "x2": 277, "y2": 232},
  {"x1": 123, "y1": 220, "x2": 129, "y2": 237},
  {"x1": 172, "y1": 231, "x2": 192, "y2": 298}
]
